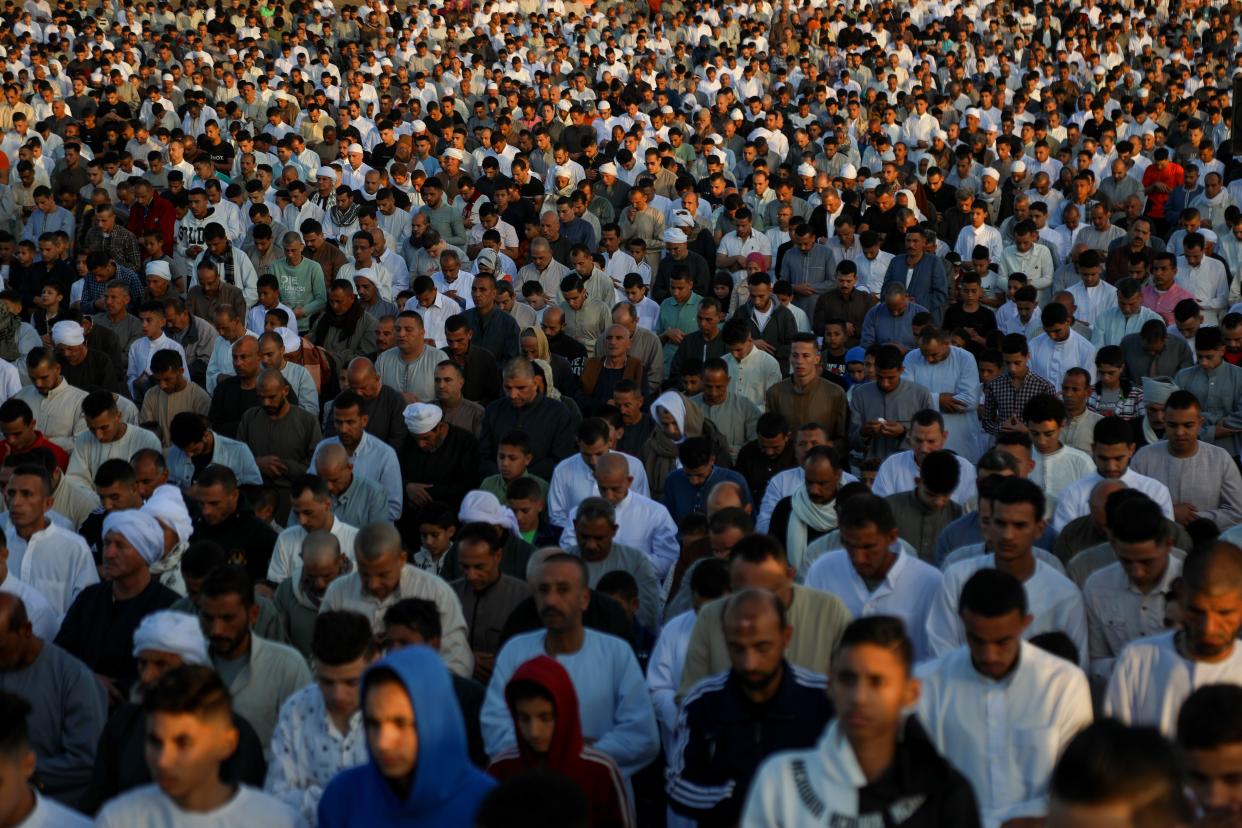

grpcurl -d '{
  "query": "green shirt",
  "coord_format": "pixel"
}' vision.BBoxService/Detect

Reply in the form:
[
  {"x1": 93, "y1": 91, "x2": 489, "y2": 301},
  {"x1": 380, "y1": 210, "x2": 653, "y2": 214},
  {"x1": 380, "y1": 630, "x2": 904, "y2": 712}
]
[
  {"x1": 270, "y1": 257, "x2": 327, "y2": 332},
  {"x1": 657, "y1": 292, "x2": 703, "y2": 366}
]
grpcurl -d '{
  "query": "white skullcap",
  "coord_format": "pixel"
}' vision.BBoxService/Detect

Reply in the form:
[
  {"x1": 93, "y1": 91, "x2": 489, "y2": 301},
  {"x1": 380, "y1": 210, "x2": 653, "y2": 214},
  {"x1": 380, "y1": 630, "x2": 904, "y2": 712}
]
[
  {"x1": 403, "y1": 403, "x2": 443, "y2": 435},
  {"x1": 660, "y1": 105, "x2": 674, "y2": 115},
  {"x1": 131, "y1": 611, "x2": 210, "y2": 665},
  {"x1": 51, "y1": 320, "x2": 84, "y2": 346},
  {"x1": 599, "y1": 162, "x2": 618, "y2": 176},
  {"x1": 1012, "y1": 160, "x2": 1028, "y2": 174},
  {"x1": 145, "y1": 260, "x2": 172, "y2": 281},
  {"x1": 458, "y1": 490, "x2": 520, "y2": 535},
  {"x1": 1201, "y1": 228, "x2": 1219, "y2": 244},
  {"x1": 161, "y1": 72, "x2": 174, "y2": 82},
  {"x1": 103, "y1": 509, "x2": 166, "y2": 565},
  {"x1": 862, "y1": 177, "x2": 881, "y2": 189},
  {"x1": 444, "y1": 147, "x2": 464, "y2": 160},
  {"x1": 797, "y1": 163, "x2": 817, "y2": 177},
  {"x1": 663, "y1": 228, "x2": 688, "y2": 244},
  {"x1": 557, "y1": 99, "x2": 572, "y2": 111},
  {"x1": 1142, "y1": 376, "x2": 1178, "y2": 406},
  {"x1": 598, "y1": 100, "x2": 611, "y2": 110},
  {"x1": 142, "y1": 484, "x2": 193, "y2": 546},
  {"x1": 277, "y1": 326, "x2": 301, "y2": 354},
  {"x1": 347, "y1": 142, "x2": 365, "y2": 155},
  {"x1": 729, "y1": 109, "x2": 744, "y2": 120},
  {"x1": 554, "y1": 165, "x2": 573, "y2": 179},
  {"x1": 673, "y1": 209, "x2": 696, "y2": 228},
  {"x1": 412, "y1": 119, "x2": 427, "y2": 131},
  {"x1": 352, "y1": 267, "x2": 376, "y2": 284},
  {"x1": 965, "y1": 107, "x2": 981, "y2": 119},
  {"x1": 316, "y1": 166, "x2": 337, "y2": 178},
  {"x1": 982, "y1": 167, "x2": 1000, "y2": 180},
  {"x1": 841, "y1": 163, "x2": 858, "y2": 179},
  {"x1": 933, "y1": 129, "x2": 948, "y2": 140}
]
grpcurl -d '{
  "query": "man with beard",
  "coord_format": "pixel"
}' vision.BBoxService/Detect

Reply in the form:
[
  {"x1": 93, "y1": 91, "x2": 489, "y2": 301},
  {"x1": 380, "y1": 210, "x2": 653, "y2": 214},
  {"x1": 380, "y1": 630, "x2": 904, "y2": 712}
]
[
  {"x1": 1107, "y1": 541, "x2": 1242, "y2": 735},
  {"x1": 540, "y1": 305, "x2": 588, "y2": 375},
  {"x1": 271, "y1": 532, "x2": 353, "y2": 659},
  {"x1": 668, "y1": 588, "x2": 834, "y2": 825},
  {"x1": 86, "y1": 610, "x2": 267, "y2": 811},
  {"x1": 237, "y1": 369, "x2": 322, "y2": 521},
  {"x1": 207, "y1": 335, "x2": 261, "y2": 438},
  {"x1": 196, "y1": 564, "x2": 311, "y2": 752}
]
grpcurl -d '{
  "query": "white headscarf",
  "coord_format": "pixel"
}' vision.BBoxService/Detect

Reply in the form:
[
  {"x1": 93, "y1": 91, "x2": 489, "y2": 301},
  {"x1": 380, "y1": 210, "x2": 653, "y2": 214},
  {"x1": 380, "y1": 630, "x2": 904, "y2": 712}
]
[
  {"x1": 131, "y1": 610, "x2": 210, "y2": 665},
  {"x1": 142, "y1": 484, "x2": 193, "y2": 546},
  {"x1": 651, "y1": 390, "x2": 687, "y2": 444},
  {"x1": 103, "y1": 509, "x2": 166, "y2": 564},
  {"x1": 458, "y1": 490, "x2": 521, "y2": 536}
]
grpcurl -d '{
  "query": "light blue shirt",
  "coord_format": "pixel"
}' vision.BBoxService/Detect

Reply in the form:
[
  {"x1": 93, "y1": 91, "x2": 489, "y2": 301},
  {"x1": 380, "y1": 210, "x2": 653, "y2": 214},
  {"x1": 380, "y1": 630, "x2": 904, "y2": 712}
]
[
  {"x1": 313, "y1": 431, "x2": 402, "y2": 520},
  {"x1": 167, "y1": 433, "x2": 263, "y2": 491}
]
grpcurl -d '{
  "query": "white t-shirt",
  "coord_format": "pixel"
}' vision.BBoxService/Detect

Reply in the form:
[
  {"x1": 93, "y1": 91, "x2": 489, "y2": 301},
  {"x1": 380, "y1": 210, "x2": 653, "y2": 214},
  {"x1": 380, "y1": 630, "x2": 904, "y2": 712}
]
[{"x1": 95, "y1": 784, "x2": 306, "y2": 828}]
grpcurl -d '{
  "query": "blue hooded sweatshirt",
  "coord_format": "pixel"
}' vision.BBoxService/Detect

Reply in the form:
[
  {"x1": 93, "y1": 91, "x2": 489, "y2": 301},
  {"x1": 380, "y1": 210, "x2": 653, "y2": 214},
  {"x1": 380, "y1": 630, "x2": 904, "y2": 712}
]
[{"x1": 318, "y1": 646, "x2": 496, "y2": 827}]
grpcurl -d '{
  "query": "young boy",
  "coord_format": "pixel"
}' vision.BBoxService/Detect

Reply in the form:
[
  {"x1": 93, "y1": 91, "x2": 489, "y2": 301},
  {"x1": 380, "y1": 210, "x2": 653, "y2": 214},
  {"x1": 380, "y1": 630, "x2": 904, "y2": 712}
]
[
  {"x1": 247, "y1": 273, "x2": 295, "y2": 335},
  {"x1": 679, "y1": 357, "x2": 704, "y2": 396},
  {"x1": 488, "y1": 656, "x2": 632, "y2": 828},
  {"x1": 821, "y1": 319, "x2": 850, "y2": 379},
  {"x1": 412, "y1": 501, "x2": 457, "y2": 576},
  {"x1": 1088, "y1": 345, "x2": 1144, "y2": 428},
  {"x1": 773, "y1": 279, "x2": 811, "y2": 333},
  {"x1": 942, "y1": 270, "x2": 998, "y2": 348},
  {"x1": 95, "y1": 666, "x2": 300, "y2": 827},
  {"x1": 623, "y1": 272, "x2": 659, "y2": 330},
  {"x1": 506, "y1": 476, "x2": 557, "y2": 547},
  {"x1": 995, "y1": 273, "x2": 1033, "y2": 334},
  {"x1": 480, "y1": 430, "x2": 548, "y2": 506},
  {"x1": 844, "y1": 345, "x2": 867, "y2": 388},
  {"x1": 597, "y1": 570, "x2": 656, "y2": 671},
  {"x1": 127, "y1": 299, "x2": 187, "y2": 397},
  {"x1": 33, "y1": 280, "x2": 67, "y2": 342},
  {"x1": 1022, "y1": 394, "x2": 1096, "y2": 517},
  {"x1": 521, "y1": 281, "x2": 550, "y2": 316}
]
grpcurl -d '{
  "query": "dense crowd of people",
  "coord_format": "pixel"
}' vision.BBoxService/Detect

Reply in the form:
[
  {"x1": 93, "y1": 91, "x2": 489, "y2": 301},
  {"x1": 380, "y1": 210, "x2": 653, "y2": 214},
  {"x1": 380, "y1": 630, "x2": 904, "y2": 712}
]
[{"x1": 4, "y1": 0, "x2": 1242, "y2": 825}]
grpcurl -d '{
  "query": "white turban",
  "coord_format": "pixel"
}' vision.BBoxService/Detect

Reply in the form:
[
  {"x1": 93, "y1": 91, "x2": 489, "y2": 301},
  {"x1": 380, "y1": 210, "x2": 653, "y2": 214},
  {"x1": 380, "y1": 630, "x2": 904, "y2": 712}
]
[
  {"x1": 403, "y1": 403, "x2": 443, "y2": 435},
  {"x1": 352, "y1": 267, "x2": 376, "y2": 285},
  {"x1": 797, "y1": 162, "x2": 817, "y2": 177},
  {"x1": 276, "y1": 326, "x2": 301, "y2": 354},
  {"x1": 103, "y1": 509, "x2": 166, "y2": 564},
  {"x1": 145, "y1": 260, "x2": 172, "y2": 281},
  {"x1": 663, "y1": 228, "x2": 687, "y2": 244},
  {"x1": 132, "y1": 610, "x2": 210, "y2": 665},
  {"x1": 672, "y1": 209, "x2": 696, "y2": 228},
  {"x1": 51, "y1": 321, "x2": 84, "y2": 346},
  {"x1": 599, "y1": 162, "x2": 618, "y2": 177},
  {"x1": 143, "y1": 484, "x2": 193, "y2": 546},
  {"x1": 475, "y1": 248, "x2": 498, "y2": 273},
  {"x1": 444, "y1": 147, "x2": 465, "y2": 161},
  {"x1": 554, "y1": 165, "x2": 573, "y2": 180},
  {"x1": 841, "y1": 163, "x2": 858, "y2": 179},
  {"x1": 651, "y1": 390, "x2": 688, "y2": 444},
  {"x1": 458, "y1": 490, "x2": 520, "y2": 535},
  {"x1": 316, "y1": 166, "x2": 337, "y2": 179},
  {"x1": 1142, "y1": 376, "x2": 1178, "y2": 406},
  {"x1": 347, "y1": 142, "x2": 365, "y2": 155}
]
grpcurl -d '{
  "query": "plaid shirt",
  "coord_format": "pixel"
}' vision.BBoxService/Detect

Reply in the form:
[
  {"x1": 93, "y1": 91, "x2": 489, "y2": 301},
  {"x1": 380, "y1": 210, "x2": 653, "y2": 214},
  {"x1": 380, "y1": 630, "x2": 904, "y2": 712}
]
[
  {"x1": 81, "y1": 225, "x2": 142, "y2": 273},
  {"x1": 982, "y1": 370, "x2": 1057, "y2": 434},
  {"x1": 1089, "y1": 381, "x2": 1145, "y2": 420},
  {"x1": 78, "y1": 262, "x2": 146, "y2": 315}
]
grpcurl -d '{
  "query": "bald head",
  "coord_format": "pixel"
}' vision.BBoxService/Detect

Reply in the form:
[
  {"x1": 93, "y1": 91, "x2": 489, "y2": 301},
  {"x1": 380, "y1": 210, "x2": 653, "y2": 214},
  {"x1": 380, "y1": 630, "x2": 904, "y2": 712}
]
[
  {"x1": 256, "y1": 368, "x2": 286, "y2": 394},
  {"x1": 301, "y1": 530, "x2": 341, "y2": 565},
  {"x1": 347, "y1": 357, "x2": 379, "y2": 386},
  {"x1": 315, "y1": 442, "x2": 349, "y2": 475},
  {"x1": 706, "y1": 481, "x2": 748, "y2": 515},
  {"x1": 543, "y1": 305, "x2": 565, "y2": 327},
  {"x1": 356, "y1": 522, "x2": 403, "y2": 562},
  {"x1": 1089, "y1": 480, "x2": 1127, "y2": 524},
  {"x1": 1184, "y1": 542, "x2": 1242, "y2": 597},
  {"x1": 594, "y1": 452, "x2": 629, "y2": 480},
  {"x1": 722, "y1": 587, "x2": 787, "y2": 631}
]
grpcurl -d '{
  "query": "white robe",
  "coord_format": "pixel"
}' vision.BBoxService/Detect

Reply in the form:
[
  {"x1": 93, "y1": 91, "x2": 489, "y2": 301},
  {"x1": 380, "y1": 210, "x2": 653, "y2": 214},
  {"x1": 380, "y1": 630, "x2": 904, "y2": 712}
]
[
  {"x1": 902, "y1": 345, "x2": 983, "y2": 462},
  {"x1": 1052, "y1": 468, "x2": 1174, "y2": 531},
  {"x1": 1030, "y1": 445, "x2": 1096, "y2": 517}
]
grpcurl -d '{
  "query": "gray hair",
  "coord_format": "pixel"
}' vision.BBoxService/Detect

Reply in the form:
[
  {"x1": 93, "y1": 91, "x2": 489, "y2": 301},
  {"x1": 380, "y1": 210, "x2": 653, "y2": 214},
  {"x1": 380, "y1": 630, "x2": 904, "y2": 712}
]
[
  {"x1": 356, "y1": 522, "x2": 403, "y2": 562},
  {"x1": 576, "y1": 496, "x2": 616, "y2": 525},
  {"x1": 502, "y1": 356, "x2": 536, "y2": 381},
  {"x1": 302, "y1": 530, "x2": 341, "y2": 564}
]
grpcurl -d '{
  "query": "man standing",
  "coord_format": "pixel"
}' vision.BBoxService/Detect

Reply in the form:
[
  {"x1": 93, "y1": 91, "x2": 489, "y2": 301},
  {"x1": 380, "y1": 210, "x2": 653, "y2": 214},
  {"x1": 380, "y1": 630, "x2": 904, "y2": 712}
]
[
  {"x1": 883, "y1": 226, "x2": 948, "y2": 322},
  {"x1": 560, "y1": 497, "x2": 662, "y2": 633},
  {"x1": 982, "y1": 334, "x2": 1058, "y2": 436},
  {"x1": 448, "y1": 522, "x2": 531, "y2": 684},
  {"x1": 1131, "y1": 389, "x2": 1242, "y2": 528},
  {"x1": 916, "y1": 568, "x2": 1092, "y2": 826},
  {"x1": 1053, "y1": 417, "x2": 1175, "y2": 530},
  {"x1": 65, "y1": 391, "x2": 163, "y2": 488},
  {"x1": 375, "y1": 311, "x2": 447, "y2": 403},
  {"x1": 668, "y1": 589, "x2": 833, "y2": 825},
  {"x1": 849, "y1": 343, "x2": 934, "y2": 461},
  {"x1": 0, "y1": 691, "x2": 93, "y2": 827},
  {"x1": 1106, "y1": 541, "x2": 1242, "y2": 734},
  {"x1": 742, "y1": 617, "x2": 980, "y2": 826},
  {"x1": 481, "y1": 553, "x2": 659, "y2": 779},
  {"x1": 903, "y1": 326, "x2": 983, "y2": 462},
  {"x1": 767, "y1": 448, "x2": 846, "y2": 575},
  {"x1": 1029, "y1": 302, "x2": 1097, "y2": 388},
  {"x1": 766, "y1": 333, "x2": 849, "y2": 441},
  {"x1": 12, "y1": 349, "x2": 87, "y2": 453},
  {"x1": 238, "y1": 369, "x2": 322, "y2": 520},
  {"x1": 1174, "y1": 327, "x2": 1242, "y2": 457},
  {"x1": 463, "y1": 273, "x2": 520, "y2": 361},
  {"x1": 722, "y1": 318, "x2": 782, "y2": 413},
  {"x1": 478, "y1": 358, "x2": 576, "y2": 481},
  {"x1": 398, "y1": 403, "x2": 479, "y2": 526},
  {"x1": 691, "y1": 358, "x2": 760, "y2": 462},
  {"x1": 266, "y1": 475, "x2": 359, "y2": 584},
  {"x1": 871, "y1": 409, "x2": 976, "y2": 504}
]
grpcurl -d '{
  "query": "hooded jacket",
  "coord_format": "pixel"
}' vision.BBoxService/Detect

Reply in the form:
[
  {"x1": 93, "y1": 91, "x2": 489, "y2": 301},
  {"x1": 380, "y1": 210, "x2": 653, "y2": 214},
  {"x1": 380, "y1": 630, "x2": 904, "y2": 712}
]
[
  {"x1": 741, "y1": 715, "x2": 981, "y2": 827},
  {"x1": 488, "y1": 656, "x2": 634, "y2": 828},
  {"x1": 318, "y1": 646, "x2": 496, "y2": 827},
  {"x1": 641, "y1": 391, "x2": 733, "y2": 500}
]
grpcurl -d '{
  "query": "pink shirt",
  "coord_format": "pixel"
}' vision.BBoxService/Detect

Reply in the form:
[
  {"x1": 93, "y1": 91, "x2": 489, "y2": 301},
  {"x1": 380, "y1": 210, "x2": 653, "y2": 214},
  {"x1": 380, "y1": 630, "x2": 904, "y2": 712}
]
[{"x1": 1141, "y1": 282, "x2": 1196, "y2": 324}]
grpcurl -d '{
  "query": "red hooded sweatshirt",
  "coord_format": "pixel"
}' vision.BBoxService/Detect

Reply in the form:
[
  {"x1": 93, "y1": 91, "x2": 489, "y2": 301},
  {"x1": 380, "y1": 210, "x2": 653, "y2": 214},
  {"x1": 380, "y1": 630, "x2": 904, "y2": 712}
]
[{"x1": 487, "y1": 655, "x2": 635, "y2": 828}]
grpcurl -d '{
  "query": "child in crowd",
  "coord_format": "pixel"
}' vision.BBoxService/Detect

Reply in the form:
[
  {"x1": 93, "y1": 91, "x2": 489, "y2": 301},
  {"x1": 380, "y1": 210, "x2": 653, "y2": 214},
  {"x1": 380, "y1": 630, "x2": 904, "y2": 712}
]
[{"x1": 412, "y1": 501, "x2": 457, "y2": 576}]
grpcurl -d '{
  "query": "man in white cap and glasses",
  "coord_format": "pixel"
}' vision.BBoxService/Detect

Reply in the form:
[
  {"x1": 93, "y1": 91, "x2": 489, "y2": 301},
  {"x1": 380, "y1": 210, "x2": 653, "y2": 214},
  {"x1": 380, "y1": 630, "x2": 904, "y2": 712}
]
[
  {"x1": 54, "y1": 509, "x2": 180, "y2": 705},
  {"x1": 340, "y1": 143, "x2": 372, "y2": 190},
  {"x1": 87, "y1": 609, "x2": 269, "y2": 808},
  {"x1": 398, "y1": 402, "x2": 480, "y2": 525}
]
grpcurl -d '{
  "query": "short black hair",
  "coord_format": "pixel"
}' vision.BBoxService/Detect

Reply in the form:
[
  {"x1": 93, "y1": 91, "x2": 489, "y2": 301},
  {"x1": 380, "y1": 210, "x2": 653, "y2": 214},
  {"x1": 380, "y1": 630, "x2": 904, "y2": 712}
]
[
  {"x1": 919, "y1": 450, "x2": 961, "y2": 495},
  {"x1": 142, "y1": 665, "x2": 232, "y2": 721},
  {"x1": 836, "y1": 615, "x2": 913, "y2": 674},
  {"x1": 958, "y1": 568, "x2": 1027, "y2": 618},
  {"x1": 677, "y1": 435, "x2": 714, "y2": 468},
  {"x1": 383, "y1": 597, "x2": 441, "y2": 640},
  {"x1": 311, "y1": 611, "x2": 376, "y2": 666},
  {"x1": 837, "y1": 492, "x2": 896, "y2": 534},
  {"x1": 0, "y1": 691, "x2": 31, "y2": 759},
  {"x1": 1179, "y1": 683, "x2": 1242, "y2": 750},
  {"x1": 199, "y1": 563, "x2": 254, "y2": 608}
]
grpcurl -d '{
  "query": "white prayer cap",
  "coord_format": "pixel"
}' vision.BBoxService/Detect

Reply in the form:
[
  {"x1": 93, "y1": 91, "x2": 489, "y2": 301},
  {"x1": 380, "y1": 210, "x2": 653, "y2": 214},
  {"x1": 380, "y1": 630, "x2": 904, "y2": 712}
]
[
  {"x1": 316, "y1": 166, "x2": 337, "y2": 178},
  {"x1": 145, "y1": 260, "x2": 172, "y2": 281},
  {"x1": 729, "y1": 109, "x2": 744, "y2": 121},
  {"x1": 444, "y1": 147, "x2": 465, "y2": 161},
  {"x1": 672, "y1": 209, "x2": 696, "y2": 228},
  {"x1": 599, "y1": 162, "x2": 618, "y2": 176},
  {"x1": 663, "y1": 228, "x2": 688, "y2": 244},
  {"x1": 933, "y1": 129, "x2": 948, "y2": 140},
  {"x1": 797, "y1": 163, "x2": 817, "y2": 177},
  {"x1": 554, "y1": 164, "x2": 573, "y2": 179},
  {"x1": 982, "y1": 167, "x2": 1000, "y2": 181},
  {"x1": 142, "y1": 484, "x2": 193, "y2": 546},
  {"x1": 458, "y1": 490, "x2": 520, "y2": 535},
  {"x1": 352, "y1": 267, "x2": 376, "y2": 285},
  {"x1": 161, "y1": 72, "x2": 174, "y2": 82},
  {"x1": 403, "y1": 403, "x2": 443, "y2": 435},
  {"x1": 597, "y1": 100, "x2": 611, "y2": 110},
  {"x1": 131, "y1": 611, "x2": 210, "y2": 666},
  {"x1": 412, "y1": 119, "x2": 427, "y2": 132},
  {"x1": 862, "y1": 177, "x2": 882, "y2": 190},
  {"x1": 1142, "y1": 376, "x2": 1178, "y2": 406},
  {"x1": 347, "y1": 142, "x2": 365, "y2": 155},
  {"x1": 965, "y1": 107, "x2": 981, "y2": 119},
  {"x1": 841, "y1": 164, "x2": 858, "y2": 179},
  {"x1": 1201, "y1": 228, "x2": 1219, "y2": 244},
  {"x1": 660, "y1": 105, "x2": 674, "y2": 115},
  {"x1": 103, "y1": 509, "x2": 166, "y2": 565},
  {"x1": 51, "y1": 321, "x2": 84, "y2": 346},
  {"x1": 276, "y1": 326, "x2": 301, "y2": 354},
  {"x1": 558, "y1": 99, "x2": 572, "y2": 112},
  {"x1": 1012, "y1": 160, "x2": 1028, "y2": 174}
]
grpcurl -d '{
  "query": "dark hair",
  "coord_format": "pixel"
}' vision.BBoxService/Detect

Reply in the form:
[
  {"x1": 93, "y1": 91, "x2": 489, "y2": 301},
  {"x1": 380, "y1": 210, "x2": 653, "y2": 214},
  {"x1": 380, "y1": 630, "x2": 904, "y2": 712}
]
[
  {"x1": 0, "y1": 398, "x2": 33, "y2": 425},
  {"x1": 1001, "y1": 333, "x2": 1029, "y2": 355},
  {"x1": 597, "y1": 569, "x2": 638, "y2": 603},
  {"x1": 576, "y1": 417, "x2": 610, "y2": 447},
  {"x1": 94, "y1": 458, "x2": 136, "y2": 489},
  {"x1": 383, "y1": 597, "x2": 441, "y2": 640},
  {"x1": 874, "y1": 343, "x2": 904, "y2": 372},
  {"x1": 1092, "y1": 415, "x2": 1135, "y2": 447},
  {"x1": 476, "y1": 770, "x2": 590, "y2": 828},
  {"x1": 1164, "y1": 389, "x2": 1201, "y2": 413},
  {"x1": 728, "y1": 533, "x2": 786, "y2": 566},
  {"x1": 689, "y1": 557, "x2": 730, "y2": 600},
  {"x1": 195, "y1": 464, "x2": 238, "y2": 492},
  {"x1": 456, "y1": 521, "x2": 505, "y2": 551},
  {"x1": 836, "y1": 616, "x2": 914, "y2": 674},
  {"x1": 1050, "y1": 720, "x2": 1191, "y2": 825},
  {"x1": 199, "y1": 563, "x2": 254, "y2": 608},
  {"x1": 959, "y1": 568, "x2": 1028, "y2": 617},
  {"x1": 169, "y1": 412, "x2": 209, "y2": 449},
  {"x1": 142, "y1": 665, "x2": 232, "y2": 721},
  {"x1": 0, "y1": 691, "x2": 31, "y2": 759},
  {"x1": 911, "y1": 408, "x2": 945, "y2": 431},
  {"x1": 677, "y1": 435, "x2": 715, "y2": 468},
  {"x1": 920, "y1": 450, "x2": 961, "y2": 495},
  {"x1": 755, "y1": 411, "x2": 789, "y2": 439},
  {"x1": 82, "y1": 389, "x2": 119, "y2": 419},
  {"x1": 1023, "y1": 393, "x2": 1067, "y2": 425},
  {"x1": 1179, "y1": 684, "x2": 1242, "y2": 750},
  {"x1": 991, "y1": 476, "x2": 1045, "y2": 519},
  {"x1": 837, "y1": 492, "x2": 897, "y2": 534},
  {"x1": 291, "y1": 473, "x2": 330, "y2": 501},
  {"x1": 1105, "y1": 490, "x2": 1168, "y2": 545},
  {"x1": 312, "y1": 611, "x2": 376, "y2": 665}
]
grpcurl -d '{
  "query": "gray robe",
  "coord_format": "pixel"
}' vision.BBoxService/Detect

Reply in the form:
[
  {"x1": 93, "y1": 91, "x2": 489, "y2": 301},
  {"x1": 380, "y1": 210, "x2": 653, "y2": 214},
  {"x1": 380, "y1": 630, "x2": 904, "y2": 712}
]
[{"x1": 848, "y1": 380, "x2": 936, "y2": 461}]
